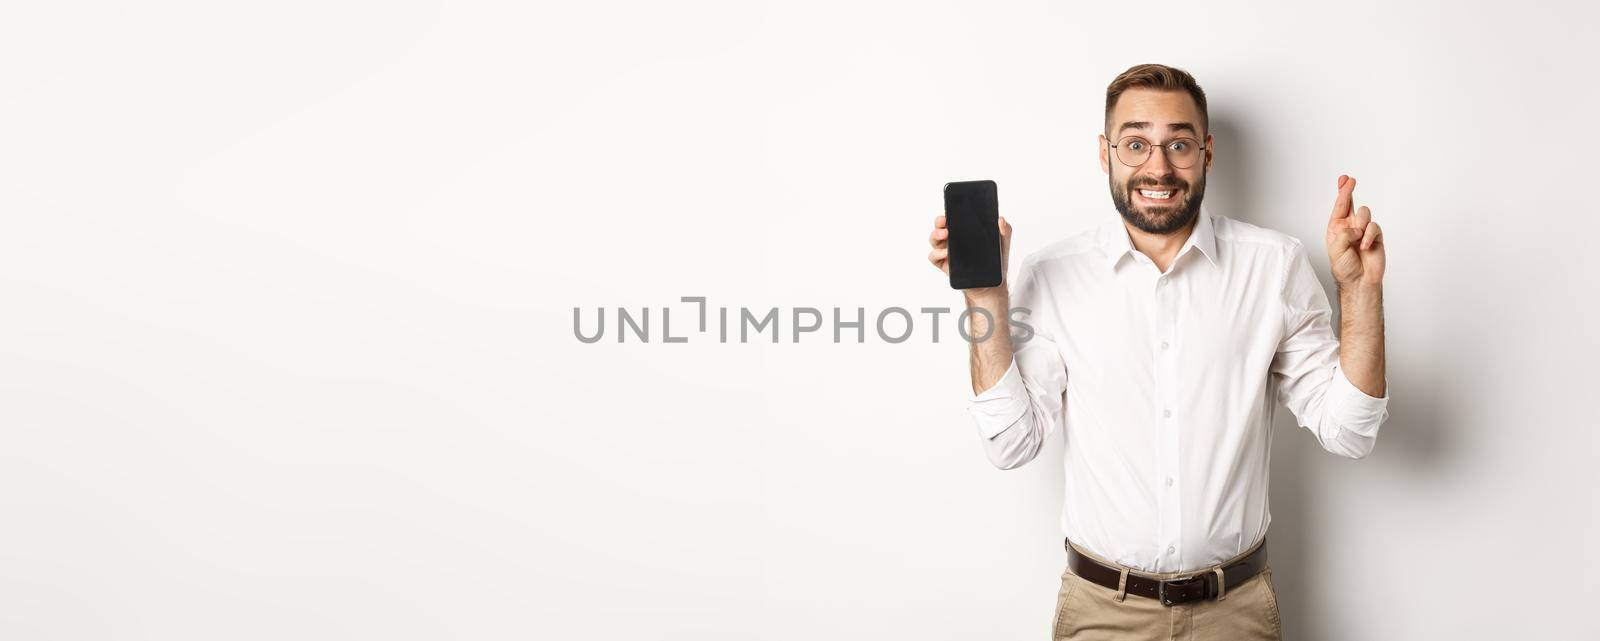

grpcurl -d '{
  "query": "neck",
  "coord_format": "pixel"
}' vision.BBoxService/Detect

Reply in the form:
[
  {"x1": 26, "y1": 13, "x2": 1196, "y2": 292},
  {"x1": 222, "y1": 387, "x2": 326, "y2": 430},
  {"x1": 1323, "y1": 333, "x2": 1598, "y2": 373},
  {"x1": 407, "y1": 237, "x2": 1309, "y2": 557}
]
[{"x1": 1125, "y1": 216, "x2": 1196, "y2": 273}]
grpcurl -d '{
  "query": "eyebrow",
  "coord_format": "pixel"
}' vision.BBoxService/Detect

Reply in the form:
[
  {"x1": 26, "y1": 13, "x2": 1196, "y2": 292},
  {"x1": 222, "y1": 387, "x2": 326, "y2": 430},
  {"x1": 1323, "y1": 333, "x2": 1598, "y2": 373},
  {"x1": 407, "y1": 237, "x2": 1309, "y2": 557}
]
[{"x1": 1115, "y1": 121, "x2": 1200, "y2": 137}]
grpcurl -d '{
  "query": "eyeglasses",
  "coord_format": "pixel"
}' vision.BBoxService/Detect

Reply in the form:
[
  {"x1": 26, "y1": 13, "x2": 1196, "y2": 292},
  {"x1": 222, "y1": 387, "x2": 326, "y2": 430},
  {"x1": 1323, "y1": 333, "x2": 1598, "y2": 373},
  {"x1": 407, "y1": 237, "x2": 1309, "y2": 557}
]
[{"x1": 1106, "y1": 135, "x2": 1206, "y2": 169}]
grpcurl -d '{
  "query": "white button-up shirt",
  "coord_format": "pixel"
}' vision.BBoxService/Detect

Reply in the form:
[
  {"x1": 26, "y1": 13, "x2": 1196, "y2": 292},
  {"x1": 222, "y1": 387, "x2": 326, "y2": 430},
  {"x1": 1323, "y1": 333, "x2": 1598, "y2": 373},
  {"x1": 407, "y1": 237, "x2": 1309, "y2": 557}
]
[{"x1": 967, "y1": 207, "x2": 1390, "y2": 574}]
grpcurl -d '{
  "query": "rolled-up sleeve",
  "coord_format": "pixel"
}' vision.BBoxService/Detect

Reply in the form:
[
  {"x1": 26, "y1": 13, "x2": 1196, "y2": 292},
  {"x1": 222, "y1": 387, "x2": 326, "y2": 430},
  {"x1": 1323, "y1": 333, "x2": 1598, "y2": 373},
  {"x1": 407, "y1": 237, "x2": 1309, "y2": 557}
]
[
  {"x1": 968, "y1": 358, "x2": 1031, "y2": 439},
  {"x1": 965, "y1": 260, "x2": 1069, "y2": 470},
  {"x1": 1325, "y1": 361, "x2": 1390, "y2": 438},
  {"x1": 1270, "y1": 241, "x2": 1391, "y2": 459}
]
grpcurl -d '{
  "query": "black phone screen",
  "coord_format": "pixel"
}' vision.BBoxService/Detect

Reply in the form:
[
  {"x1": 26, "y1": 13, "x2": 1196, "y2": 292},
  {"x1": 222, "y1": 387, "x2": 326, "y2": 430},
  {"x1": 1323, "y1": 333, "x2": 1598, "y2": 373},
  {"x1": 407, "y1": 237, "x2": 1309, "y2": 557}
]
[{"x1": 943, "y1": 180, "x2": 1002, "y2": 289}]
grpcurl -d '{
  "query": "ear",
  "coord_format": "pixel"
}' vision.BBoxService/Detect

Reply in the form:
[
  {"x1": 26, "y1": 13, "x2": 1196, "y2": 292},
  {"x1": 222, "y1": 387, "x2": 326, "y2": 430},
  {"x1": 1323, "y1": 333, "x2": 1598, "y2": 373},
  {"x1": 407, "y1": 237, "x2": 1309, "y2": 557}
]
[
  {"x1": 1203, "y1": 133, "x2": 1214, "y2": 173},
  {"x1": 1099, "y1": 134, "x2": 1110, "y2": 174}
]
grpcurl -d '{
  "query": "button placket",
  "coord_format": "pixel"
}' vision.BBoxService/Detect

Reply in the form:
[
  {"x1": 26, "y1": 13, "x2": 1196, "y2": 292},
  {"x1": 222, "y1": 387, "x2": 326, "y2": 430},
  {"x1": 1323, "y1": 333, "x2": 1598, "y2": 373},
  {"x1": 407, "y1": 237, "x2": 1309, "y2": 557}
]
[
  {"x1": 1152, "y1": 272, "x2": 1183, "y2": 570},
  {"x1": 1154, "y1": 271, "x2": 1184, "y2": 570}
]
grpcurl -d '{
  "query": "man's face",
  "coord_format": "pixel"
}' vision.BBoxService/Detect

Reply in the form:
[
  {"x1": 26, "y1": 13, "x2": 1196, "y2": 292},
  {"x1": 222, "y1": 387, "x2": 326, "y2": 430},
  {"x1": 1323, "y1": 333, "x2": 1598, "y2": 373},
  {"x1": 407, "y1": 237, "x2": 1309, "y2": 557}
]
[{"x1": 1099, "y1": 88, "x2": 1214, "y2": 235}]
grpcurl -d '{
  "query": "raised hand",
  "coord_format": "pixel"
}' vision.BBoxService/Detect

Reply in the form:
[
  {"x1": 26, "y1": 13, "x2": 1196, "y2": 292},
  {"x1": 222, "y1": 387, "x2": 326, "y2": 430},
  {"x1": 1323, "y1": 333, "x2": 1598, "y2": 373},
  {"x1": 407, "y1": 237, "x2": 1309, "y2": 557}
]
[
  {"x1": 928, "y1": 214, "x2": 1012, "y2": 291},
  {"x1": 1325, "y1": 175, "x2": 1385, "y2": 287}
]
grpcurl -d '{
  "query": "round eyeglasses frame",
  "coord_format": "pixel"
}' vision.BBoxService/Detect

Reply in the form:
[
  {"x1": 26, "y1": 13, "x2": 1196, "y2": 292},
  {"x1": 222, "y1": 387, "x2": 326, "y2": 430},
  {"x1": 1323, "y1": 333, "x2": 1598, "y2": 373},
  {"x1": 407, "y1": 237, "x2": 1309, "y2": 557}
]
[{"x1": 1105, "y1": 135, "x2": 1208, "y2": 169}]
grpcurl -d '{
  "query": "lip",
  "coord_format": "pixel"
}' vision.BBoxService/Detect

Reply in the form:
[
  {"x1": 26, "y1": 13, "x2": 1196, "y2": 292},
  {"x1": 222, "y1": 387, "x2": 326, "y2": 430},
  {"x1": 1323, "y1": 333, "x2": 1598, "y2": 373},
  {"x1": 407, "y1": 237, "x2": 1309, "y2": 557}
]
[{"x1": 1134, "y1": 186, "x2": 1183, "y2": 204}]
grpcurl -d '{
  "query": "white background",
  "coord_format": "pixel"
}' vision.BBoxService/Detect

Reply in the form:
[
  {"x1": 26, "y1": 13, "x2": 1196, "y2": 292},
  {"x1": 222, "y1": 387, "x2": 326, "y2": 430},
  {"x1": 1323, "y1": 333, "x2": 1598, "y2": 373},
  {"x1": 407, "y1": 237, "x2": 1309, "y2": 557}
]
[{"x1": 2, "y1": 1, "x2": 1596, "y2": 639}]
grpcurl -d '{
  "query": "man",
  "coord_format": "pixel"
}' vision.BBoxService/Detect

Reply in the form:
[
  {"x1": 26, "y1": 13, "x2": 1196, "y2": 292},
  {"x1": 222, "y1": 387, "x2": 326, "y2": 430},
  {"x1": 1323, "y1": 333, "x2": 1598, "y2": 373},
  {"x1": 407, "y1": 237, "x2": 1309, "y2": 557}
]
[{"x1": 926, "y1": 64, "x2": 1388, "y2": 640}]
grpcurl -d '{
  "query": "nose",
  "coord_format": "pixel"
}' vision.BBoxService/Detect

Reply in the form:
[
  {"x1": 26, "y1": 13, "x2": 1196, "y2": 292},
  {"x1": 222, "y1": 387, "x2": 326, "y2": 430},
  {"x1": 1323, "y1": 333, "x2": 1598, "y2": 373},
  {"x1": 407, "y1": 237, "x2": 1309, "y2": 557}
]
[{"x1": 1142, "y1": 144, "x2": 1176, "y2": 178}]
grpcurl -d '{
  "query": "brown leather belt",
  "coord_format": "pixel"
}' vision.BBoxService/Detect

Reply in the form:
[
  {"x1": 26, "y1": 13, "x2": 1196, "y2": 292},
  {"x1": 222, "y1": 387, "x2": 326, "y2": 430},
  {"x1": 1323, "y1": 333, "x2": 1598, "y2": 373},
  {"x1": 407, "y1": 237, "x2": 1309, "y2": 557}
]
[{"x1": 1065, "y1": 537, "x2": 1268, "y2": 607}]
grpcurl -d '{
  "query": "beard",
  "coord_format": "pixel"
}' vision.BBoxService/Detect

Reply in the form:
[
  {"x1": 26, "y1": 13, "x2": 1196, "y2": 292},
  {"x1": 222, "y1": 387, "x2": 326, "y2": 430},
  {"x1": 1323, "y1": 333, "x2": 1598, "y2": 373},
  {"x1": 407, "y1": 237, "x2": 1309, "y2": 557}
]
[{"x1": 1111, "y1": 171, "x2": 1206, "y2": 235}]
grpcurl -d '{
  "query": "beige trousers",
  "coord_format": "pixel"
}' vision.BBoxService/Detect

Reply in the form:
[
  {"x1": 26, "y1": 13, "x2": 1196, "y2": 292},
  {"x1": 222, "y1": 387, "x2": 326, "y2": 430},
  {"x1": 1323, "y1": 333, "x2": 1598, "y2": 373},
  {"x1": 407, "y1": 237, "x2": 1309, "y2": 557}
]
[{"x1": 1051, "y1": 541, "x2": 1283, "y2": 640}]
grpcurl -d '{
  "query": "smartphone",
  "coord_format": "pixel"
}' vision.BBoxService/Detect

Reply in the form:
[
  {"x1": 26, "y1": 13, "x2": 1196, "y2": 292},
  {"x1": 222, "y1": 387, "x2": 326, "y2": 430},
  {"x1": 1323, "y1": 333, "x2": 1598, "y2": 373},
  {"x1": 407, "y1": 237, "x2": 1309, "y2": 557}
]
[{"x1": 943, "y1": 180, "x2": 1002, "y2": 289}]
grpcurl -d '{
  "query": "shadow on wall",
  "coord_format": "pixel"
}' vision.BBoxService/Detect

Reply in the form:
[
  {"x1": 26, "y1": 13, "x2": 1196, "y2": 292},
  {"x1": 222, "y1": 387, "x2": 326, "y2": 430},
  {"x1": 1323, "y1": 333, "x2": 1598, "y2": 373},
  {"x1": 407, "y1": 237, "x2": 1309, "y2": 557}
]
[{"x1": 1204, "y1": 107, "x2": 1454, "y2": 640}]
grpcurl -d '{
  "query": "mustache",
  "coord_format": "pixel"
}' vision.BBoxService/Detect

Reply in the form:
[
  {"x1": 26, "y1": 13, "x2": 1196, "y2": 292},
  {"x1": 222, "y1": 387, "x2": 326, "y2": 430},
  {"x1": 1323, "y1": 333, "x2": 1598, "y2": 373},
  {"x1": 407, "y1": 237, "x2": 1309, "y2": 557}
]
[{"x1": 1129, "y1": 179, "x2": 1186, "y2": 190}]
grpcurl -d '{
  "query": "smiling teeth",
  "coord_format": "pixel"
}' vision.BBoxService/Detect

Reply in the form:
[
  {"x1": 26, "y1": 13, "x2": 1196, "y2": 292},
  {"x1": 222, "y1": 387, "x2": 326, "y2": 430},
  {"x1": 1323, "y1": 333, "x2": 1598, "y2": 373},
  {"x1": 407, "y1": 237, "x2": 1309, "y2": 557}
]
[{"x1": 1140, "y1": 189, "x2": 1173, "y2": 199}]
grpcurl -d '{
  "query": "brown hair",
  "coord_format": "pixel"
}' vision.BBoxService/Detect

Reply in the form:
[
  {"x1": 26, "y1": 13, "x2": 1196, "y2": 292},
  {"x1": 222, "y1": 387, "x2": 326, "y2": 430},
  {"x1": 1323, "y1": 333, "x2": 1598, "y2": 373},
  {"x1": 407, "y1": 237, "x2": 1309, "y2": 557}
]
[{"x1": 1104, "y1": 63, "x2": 1208, "y2": 136}]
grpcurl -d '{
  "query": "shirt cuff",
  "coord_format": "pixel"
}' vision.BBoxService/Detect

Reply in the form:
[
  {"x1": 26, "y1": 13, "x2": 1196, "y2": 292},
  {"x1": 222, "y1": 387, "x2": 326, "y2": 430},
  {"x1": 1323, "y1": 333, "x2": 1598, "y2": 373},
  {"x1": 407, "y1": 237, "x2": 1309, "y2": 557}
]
[
  {"x1": 1326, "y1": 363, "x2": 1389, "y2": 437},
  {"x1": 966, "y1": 359, "x2": 1029, "y2": 439}
]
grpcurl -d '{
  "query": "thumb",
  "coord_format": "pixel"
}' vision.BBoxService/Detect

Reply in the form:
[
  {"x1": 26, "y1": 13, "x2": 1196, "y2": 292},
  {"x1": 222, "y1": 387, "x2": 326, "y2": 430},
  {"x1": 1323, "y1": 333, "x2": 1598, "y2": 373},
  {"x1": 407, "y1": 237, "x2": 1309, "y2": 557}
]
[{"x1": 1330, "y1": 227, "x2": 1361, "y2": 248}]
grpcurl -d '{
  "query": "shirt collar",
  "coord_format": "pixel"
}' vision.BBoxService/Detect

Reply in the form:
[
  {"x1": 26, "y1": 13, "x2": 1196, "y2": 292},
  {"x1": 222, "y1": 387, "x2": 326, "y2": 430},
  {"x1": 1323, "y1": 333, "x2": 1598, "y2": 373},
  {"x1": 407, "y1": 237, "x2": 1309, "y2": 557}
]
[{"x1": 1100, "y1": 205, "x2": 1219, "y2": 272}]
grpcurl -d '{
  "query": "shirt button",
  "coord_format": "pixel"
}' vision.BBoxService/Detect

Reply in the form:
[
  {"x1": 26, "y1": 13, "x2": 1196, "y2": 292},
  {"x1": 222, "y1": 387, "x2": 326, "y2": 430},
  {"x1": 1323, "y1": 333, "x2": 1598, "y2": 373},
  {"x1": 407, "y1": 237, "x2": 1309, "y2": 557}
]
[
  {"x1": 1160, "y1": 341, "x2": 1169, "y2": 350},
  {"x1": 1165, "y1": 477, "x2": 1174, "y2": 486},
  {"x1": 1163, "y1": 409, "x2": 1172, "y2": 418},
  {"x1": 1167, "y1": 546, "x2": 1176, "y2": 555}
]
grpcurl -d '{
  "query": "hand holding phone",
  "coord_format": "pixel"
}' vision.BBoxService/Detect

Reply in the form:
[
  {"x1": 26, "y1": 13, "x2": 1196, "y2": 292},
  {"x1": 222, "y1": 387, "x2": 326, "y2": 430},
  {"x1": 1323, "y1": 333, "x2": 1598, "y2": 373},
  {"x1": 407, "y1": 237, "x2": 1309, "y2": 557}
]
[{"x1": 933, "y1": 180, "x2": 1009, "y2": 290}]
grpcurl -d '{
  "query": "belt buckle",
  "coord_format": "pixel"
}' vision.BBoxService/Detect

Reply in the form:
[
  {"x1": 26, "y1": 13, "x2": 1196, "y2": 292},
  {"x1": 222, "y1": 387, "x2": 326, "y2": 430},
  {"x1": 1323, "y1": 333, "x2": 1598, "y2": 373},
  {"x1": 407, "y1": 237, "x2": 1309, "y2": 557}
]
[{"x1": 1157, "y1": 575, "x2": 1207, "y2": 606}]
